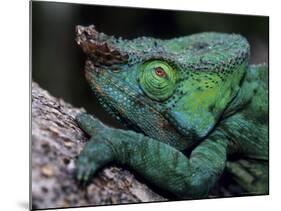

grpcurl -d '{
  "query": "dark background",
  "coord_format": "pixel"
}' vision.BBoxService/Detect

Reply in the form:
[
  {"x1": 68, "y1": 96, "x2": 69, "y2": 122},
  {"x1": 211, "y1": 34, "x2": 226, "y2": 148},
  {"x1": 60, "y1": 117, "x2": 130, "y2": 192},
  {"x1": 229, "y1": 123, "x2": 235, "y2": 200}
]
[{"x1": 32, "y1": 1, "x2": 269, "y2": 127}]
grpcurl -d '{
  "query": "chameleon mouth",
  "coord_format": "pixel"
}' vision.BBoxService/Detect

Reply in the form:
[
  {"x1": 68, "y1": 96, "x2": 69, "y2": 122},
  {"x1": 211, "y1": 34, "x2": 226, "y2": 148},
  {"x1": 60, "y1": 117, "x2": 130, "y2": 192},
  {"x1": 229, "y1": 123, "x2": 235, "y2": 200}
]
[
  {"x1": 76, "y1": 25, "x2": 128, "y2": 67},
  {"x1": 84, "y1": 60, "x2": 190, "y2": 150}
]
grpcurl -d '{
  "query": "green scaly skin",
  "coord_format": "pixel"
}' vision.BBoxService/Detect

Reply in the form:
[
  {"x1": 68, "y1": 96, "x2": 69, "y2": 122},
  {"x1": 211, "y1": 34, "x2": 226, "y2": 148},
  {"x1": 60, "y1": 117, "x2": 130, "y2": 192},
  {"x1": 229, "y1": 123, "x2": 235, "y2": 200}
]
[{"x1": 75, "y1": 25, "x2": 268, "y2": 198}]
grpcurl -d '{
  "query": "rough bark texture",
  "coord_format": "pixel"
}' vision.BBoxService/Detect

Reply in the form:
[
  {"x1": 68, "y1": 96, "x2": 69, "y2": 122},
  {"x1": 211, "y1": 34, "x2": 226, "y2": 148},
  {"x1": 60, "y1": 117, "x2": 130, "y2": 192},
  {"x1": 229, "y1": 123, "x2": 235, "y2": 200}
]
[{"x1": 31, "y1": 82, "x2": 166, "y2": 210}]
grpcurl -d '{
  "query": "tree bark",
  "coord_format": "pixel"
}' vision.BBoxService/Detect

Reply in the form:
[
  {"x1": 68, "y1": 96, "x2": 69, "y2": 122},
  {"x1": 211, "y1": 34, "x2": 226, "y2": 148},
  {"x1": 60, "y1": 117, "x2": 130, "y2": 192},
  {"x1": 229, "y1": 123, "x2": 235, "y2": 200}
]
[{"x1": 31, "y1": 82, "x2": 166, "y2": 210}]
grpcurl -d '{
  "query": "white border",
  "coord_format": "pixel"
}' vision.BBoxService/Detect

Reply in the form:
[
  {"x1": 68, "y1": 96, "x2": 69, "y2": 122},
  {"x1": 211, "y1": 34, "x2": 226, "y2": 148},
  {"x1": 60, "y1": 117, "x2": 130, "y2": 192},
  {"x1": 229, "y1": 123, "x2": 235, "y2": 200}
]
[{"x1": 0, "y1": 0, "x2": 280, "y2": 211}]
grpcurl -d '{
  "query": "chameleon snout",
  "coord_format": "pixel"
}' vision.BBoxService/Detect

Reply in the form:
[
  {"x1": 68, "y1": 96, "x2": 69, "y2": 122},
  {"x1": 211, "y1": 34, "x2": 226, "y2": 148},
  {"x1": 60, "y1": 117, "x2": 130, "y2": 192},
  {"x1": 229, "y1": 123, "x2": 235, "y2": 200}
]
[{"x1": 76, "y1": 25, "x2": 128, "y2": 67}]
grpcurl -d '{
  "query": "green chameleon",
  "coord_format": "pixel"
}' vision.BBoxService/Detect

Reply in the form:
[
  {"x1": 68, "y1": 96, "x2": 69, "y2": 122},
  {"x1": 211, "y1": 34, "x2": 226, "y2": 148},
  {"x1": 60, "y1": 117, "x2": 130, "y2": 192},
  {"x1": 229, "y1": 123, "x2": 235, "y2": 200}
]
[{"x1": 75, "y1": 25, "x2": 268, "y2": 198}]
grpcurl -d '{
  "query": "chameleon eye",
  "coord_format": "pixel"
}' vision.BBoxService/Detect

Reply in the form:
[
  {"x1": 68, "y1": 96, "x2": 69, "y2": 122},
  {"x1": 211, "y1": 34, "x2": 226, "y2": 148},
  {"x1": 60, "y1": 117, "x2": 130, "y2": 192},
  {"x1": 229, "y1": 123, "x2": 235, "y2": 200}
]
[{"x1": 139, "y1": 60, "x2": 177, "y2": 101}]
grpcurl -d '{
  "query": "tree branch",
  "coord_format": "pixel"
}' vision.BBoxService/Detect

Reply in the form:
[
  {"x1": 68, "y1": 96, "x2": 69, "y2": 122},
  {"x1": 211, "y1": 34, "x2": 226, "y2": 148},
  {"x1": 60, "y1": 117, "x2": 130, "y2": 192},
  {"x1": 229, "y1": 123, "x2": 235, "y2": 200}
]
[{"x1": 31, "y1": 81, "x2": 166, "y2": 209}]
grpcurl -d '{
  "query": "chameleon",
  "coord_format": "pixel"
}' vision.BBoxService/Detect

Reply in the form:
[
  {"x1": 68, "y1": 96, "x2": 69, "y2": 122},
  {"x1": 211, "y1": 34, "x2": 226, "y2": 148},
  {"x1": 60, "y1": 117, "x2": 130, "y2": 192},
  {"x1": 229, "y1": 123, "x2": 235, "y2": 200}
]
[{"x1": 75, "y1": 25, "x2": 268, "y2": 198}]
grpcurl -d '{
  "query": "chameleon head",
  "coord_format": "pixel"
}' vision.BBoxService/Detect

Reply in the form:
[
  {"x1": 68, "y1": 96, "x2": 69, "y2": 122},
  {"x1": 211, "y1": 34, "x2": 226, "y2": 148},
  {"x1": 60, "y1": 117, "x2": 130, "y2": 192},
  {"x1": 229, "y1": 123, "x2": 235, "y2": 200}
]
[{"x1": 76, "y1": 25, "x2": 250, "y2": 149}]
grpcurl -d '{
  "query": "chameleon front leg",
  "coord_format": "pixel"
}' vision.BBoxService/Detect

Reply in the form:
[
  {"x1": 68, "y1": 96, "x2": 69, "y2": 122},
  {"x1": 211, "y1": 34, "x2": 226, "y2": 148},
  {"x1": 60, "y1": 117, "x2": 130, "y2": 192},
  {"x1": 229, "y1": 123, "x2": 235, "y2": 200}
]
[{"x1": 76, "y1": 114, "x2": 227, "y2": 198}]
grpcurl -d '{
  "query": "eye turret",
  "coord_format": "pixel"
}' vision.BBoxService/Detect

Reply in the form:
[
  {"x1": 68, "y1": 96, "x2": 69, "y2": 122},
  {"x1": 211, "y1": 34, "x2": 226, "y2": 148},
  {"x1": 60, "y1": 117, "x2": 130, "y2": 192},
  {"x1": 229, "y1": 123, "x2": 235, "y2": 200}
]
[{"x1": 139, "y1": 60, "x2": 177, "y2": 101}]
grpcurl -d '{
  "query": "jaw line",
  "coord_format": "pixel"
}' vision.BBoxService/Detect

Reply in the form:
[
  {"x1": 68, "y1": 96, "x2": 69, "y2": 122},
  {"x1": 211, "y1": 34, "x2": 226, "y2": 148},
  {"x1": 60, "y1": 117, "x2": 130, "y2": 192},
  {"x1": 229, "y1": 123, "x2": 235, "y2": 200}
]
[
  {"x1": 85, "y1": 61, "x2": 195, "y2": 150},
  {"x1": 85, "y1": 61, "x2": 173, "y2": 129}
]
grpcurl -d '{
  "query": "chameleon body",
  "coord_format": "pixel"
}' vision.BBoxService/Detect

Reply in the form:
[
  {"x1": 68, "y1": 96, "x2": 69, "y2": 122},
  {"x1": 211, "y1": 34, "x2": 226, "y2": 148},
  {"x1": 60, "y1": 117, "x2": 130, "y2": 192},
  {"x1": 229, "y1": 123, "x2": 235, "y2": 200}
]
[{"x1": 75, "y1": 25, "x2": 268, "y2": 198}]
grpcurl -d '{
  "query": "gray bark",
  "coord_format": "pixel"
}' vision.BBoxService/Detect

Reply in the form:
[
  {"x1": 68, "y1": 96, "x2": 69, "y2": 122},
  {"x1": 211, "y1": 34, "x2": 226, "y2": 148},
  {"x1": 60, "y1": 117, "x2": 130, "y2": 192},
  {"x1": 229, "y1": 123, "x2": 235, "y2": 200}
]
[{"x1": 31, "y1": 82, "x2": 166, "y2": 210}]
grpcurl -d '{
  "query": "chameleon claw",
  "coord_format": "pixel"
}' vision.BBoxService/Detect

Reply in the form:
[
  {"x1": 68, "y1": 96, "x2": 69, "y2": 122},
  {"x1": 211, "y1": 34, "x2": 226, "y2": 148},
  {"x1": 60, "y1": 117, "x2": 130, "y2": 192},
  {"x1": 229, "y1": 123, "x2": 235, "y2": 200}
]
[
  {"x1": 76, "y1": 170, "x2": 83, "y2": 182},
  {"x1": 76, "y1": 166, "x2": 85, "y2": 182},
  {"x1": 83, "y1": 171, "x2": 91, "y2": 183},
  {"x1": 75, "y1": 158, "x2": 97, "y2": 185}
]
